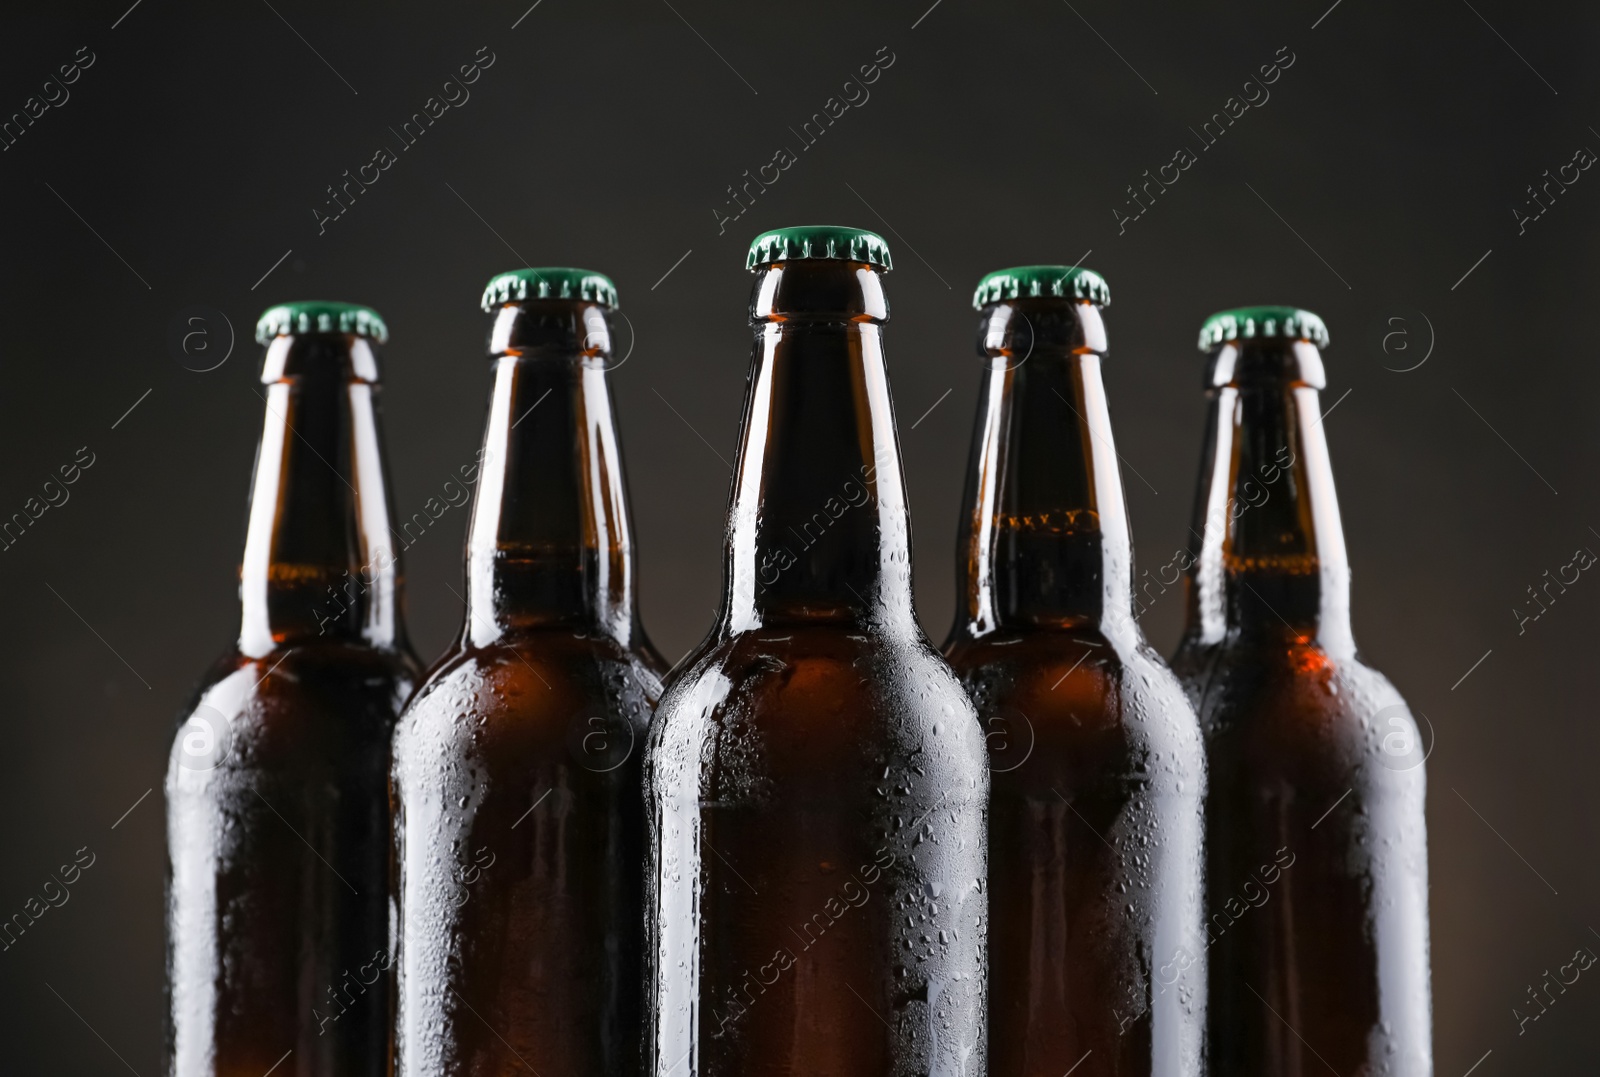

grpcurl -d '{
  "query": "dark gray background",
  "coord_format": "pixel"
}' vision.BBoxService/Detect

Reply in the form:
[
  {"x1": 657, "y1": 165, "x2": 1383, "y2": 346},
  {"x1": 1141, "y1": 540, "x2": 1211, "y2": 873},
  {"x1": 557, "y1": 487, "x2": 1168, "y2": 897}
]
[{"x1": 1, "y1": 0, "x2": 1595, "y2": 1072}]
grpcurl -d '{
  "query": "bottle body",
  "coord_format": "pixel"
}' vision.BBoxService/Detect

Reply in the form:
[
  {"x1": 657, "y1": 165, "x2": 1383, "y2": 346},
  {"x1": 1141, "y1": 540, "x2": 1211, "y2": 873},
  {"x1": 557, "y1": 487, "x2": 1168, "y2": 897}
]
[
  {"x1": 650, "y1": 628, "x2": 986, "y2": 1077},
  {"x1": 168, "y1": 645, "x2": 415, "y2": 1075},
  {"x1": 944, "y1": 291, "x2": 1205, "y2": 1076},
  {"x1": 1177, "y1": 637, "x2": 1430, "y2": 1076},
  {"x1": 645, "y1": 253, "x2": 989, "y2": 1077},
  {"x1": 166, "y1": 322, "x2": 419, "y2": 1076},
  {"x1": 392, "y1": 289, "x2": 666, "y2": 1076},
  {"x1": 393, "y1": 633, "x2": 660, "y2": 1075},
  {"x1": 1170, "y1": 327, "x2": 1432, "y2": 1075},
  {"x1": 950, "y1": 635, "x2": 1204, "y2": 1072}
]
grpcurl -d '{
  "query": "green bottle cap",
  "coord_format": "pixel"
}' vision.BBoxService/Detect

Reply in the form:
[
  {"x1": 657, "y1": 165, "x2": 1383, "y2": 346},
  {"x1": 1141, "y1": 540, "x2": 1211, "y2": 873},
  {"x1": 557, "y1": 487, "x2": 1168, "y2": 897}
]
[
  {"x1": 480, "y1": 268, "x2": 619, "y2": 312},
  {"x1": 1198, "y1": 306, "x2": 1329, "y2": 350},
  {"x1": 746, "y1": 225, "x2": 893, "y2": 271},
  {"x1": 255, "y1": 301, "x2": 388, "y2": 346},
  {"x1": 972, "y1": 265, "x2": 1111, "y2": 311}
]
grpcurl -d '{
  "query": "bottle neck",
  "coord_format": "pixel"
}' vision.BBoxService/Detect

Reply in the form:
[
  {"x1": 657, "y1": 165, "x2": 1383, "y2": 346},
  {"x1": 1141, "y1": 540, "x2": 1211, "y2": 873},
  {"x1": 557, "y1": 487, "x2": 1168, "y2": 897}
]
[
  {"x1": 463, "y1": 299, "x2": 643, "y2": 646},
  {"x1": 1180, "y1": 339, "x2": 1354, "y2": 655},
  {"x1": 950, "y1": 298, "x2": 1136, "y2": 643},
  {"x1": 722, "y1": 260, "x2": 917, "y2": 635},
  {"x1": 238, "y1": 334, "x2": 406, "y2": 657}
]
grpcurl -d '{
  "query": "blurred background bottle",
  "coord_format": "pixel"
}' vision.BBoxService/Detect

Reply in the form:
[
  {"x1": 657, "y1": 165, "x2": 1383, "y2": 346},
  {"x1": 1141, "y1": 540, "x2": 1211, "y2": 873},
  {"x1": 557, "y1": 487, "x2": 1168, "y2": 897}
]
[
  {"x1": 167, "y1": 302, "x2": 420, "y2": 1076},
  {"x1": 945, "y1": 267, "x2": 1205, "y2": 1075},
  {"x1": 1171, "y1": 307, "x2": 1432, "y2": 1076},
  {"x1": 392, "y1": 269, "x2": 665, "y2": 1076},
  {"x1": 645, "y1": 227, "x2": 988, "y2": 1077}
]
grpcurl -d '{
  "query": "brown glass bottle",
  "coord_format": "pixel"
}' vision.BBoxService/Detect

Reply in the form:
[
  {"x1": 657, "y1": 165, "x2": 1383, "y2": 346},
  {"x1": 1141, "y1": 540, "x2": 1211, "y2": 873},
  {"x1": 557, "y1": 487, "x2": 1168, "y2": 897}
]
[
  {"x1": 166, "y1": 302, "x2": 420, "y2": 1076},
  {"x1": 944, "y1": 268, "x2": 1206, "y2": 1076},
  {"x1": 645, "y1": 226, "x2": 989, "y2": 1077},
  {"x1": 1170, "y1": 308, "x2": 1432, "y2": 1076},
  {"x1": 392, "y1": 269, "x2": 666, "y2": 1076}
]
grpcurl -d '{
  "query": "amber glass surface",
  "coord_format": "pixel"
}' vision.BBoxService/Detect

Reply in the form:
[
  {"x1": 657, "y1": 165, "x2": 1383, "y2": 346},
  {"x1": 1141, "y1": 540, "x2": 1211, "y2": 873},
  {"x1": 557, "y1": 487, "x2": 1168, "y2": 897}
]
[
  {"x1": 392, "y1": 297, "x2": 666, "y2": 1076},
  {"x1": 1170, "y1": 336, "x2": 1432, "y2": 1075},
  {"x1": 943, "y1": 297, "x2": 1205, "y2": 1076},
  {"x1": 166, "y1": 332, "x2": 421, "y2": 1076},
  {"x1": 645, "y1": 259, "x2": 989, "y2": 1077}
]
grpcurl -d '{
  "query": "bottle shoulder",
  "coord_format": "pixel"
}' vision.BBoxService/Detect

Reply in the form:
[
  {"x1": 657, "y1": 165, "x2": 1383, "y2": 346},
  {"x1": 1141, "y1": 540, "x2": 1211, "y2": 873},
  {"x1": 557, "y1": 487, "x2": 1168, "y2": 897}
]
[
  {"x1": 948, "y1": 629, "x2": 1202, "y2": 783},
  {"x1": 168, "y1": 641, "x2": 412, "y2": 782},
  {"x1": 1184, "y1": 639, "x2": 1405, "y2": 719},
  {"x1": 1185, "y1": 640, "x2": 1425, "y2": 778},
  {"x1": 658, "y1": 625, "x2": 969, "y2": 711},
  {"x1": 186, "y1": 639, "x2": 416, "y2": 715},
  {"x1": 394, "y1": 629, "x2": 659, "y2": 771},
  {"x1": 648, "y1": 626, "x2": 982, "y2": 774},
  {"x1": 948, "y1": 629, "x2": 1195, "y2": 717},
  {"x1": 404, "y1": 629, "x2": 662, "y2": 715}
]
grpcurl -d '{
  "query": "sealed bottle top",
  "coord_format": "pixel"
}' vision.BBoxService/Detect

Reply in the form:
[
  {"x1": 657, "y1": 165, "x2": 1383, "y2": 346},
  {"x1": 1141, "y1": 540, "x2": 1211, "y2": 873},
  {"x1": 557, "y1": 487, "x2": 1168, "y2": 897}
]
[
  {"x1": 1198, "y1": 305, "x2": 1329, "y2": 350},
  {"x1": 971, "y1": 264, "x2": 1111, "y2": 310},
  {"x1": 255, "y1": 300, "x2": 388, "y2": 344},
  {"x1": 462, "y1": 263, "x2": 646, "y2": 642},
  {"x1": 241, "y1": 301, "x2": 404, "y2": 653},
  {"x1": 1198, "y1": 305, "x2": 1330, "y2": 391},
  {"x1": 1181, "y1": 304, "x2": 1351, "y2": 651},
  {"x1": 953, "y1": 263, "x2": 1128, "y2": 637},
  {"x1": 747, "y1": 226, "x2": 891, "y2": 324},
  {"x1": 481, "y1": 267, "x2": 619, "y2": 311},
  {"x1": 971, "y1": 264, "x2": 1110, "y2": 358},
  {"x1": 746, "y1": 224, "x2": 892, "y2": 270}
]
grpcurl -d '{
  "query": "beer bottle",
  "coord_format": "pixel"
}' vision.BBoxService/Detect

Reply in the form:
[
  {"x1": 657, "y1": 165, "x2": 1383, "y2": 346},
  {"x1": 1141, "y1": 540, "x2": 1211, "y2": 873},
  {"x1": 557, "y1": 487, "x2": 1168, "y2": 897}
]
[
  {"x1": 945, "y1": 267, "x2": 1206, "y2": 1075},
  {"x1": 167, "y1": 302, "x2": 420, "y2": 1075},
  {"x1": 645, "y1": 226, "x2": 989, "y2": 1077},
  {"x1": 1171, "y1": 307, "x2": 1432, "y2": 1075},
  {"x1": 392, "y1": 269, "x2": 666, "y2": 1076}
]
